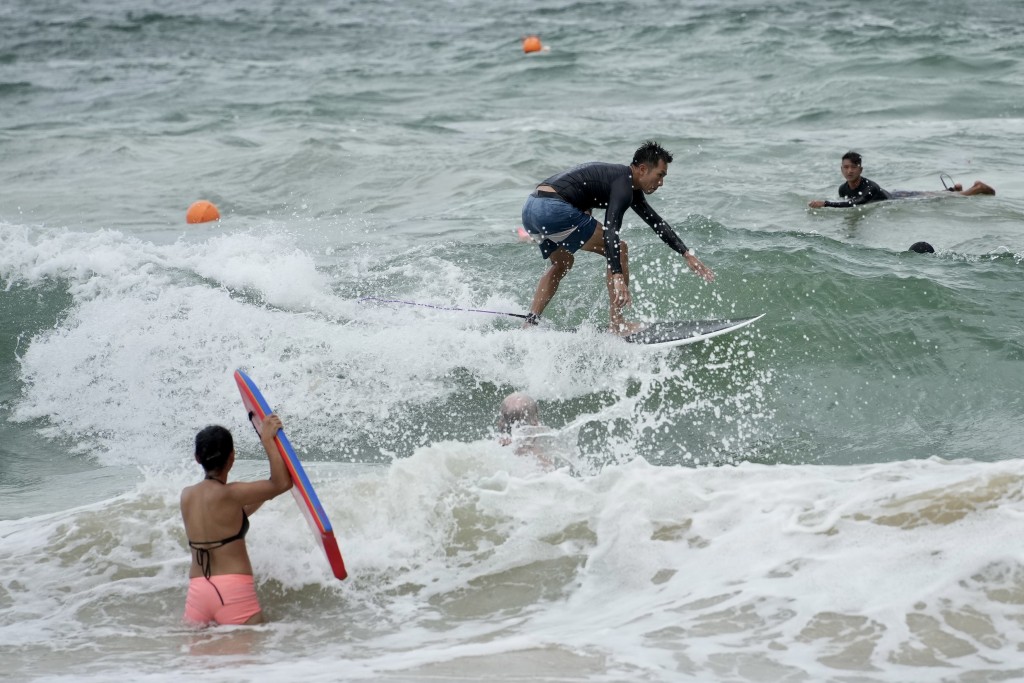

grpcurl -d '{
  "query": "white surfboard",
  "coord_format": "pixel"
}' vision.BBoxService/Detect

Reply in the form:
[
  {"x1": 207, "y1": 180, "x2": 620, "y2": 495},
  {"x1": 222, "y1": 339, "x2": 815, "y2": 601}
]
[{"x1": 623, "y1": 313, "x2": 765, "y2": 349}]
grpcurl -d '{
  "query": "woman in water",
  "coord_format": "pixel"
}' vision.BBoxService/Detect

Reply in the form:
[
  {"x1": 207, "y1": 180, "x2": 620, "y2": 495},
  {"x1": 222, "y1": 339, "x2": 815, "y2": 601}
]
[{"x1": 180, "y1": 414, "x2": 292, "y2": 626}]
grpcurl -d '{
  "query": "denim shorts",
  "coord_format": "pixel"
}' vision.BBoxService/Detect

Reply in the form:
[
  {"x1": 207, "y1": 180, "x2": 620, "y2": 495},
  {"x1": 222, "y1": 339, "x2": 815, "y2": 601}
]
[{"x1": 521, "y1": 193, "x2": 598, "y2": 259}]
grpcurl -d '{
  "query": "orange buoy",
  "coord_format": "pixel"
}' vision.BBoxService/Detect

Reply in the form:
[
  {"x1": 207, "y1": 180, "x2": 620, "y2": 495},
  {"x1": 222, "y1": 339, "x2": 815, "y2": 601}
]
[
  {"x1": 186, "y1": 200, "x2": 220, "y2": 224},
  {"x1": 522, "y1": 36, "x2": 542, "y2": 54}
]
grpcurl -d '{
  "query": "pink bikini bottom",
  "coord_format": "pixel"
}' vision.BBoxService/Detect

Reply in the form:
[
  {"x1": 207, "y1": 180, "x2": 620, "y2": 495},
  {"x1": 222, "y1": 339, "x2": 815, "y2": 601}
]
[{"x1": 184, "y1": 574, "x2": 261, "y2": 625}]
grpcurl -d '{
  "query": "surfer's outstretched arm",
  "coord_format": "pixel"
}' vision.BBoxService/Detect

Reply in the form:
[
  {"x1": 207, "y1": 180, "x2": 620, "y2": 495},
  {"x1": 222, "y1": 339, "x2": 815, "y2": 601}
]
[
  {"x1": 683, "y1": 251, "x2": 714, "y2": 282},
  {"x1": 632, "y1": 197, "x2": 715, "y2": 282}
]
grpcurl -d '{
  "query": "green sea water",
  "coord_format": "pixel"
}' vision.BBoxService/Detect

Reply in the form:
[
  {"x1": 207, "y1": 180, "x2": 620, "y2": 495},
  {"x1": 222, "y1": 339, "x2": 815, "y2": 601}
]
[{"x1": 1, "y1": 1, "x2": 1023, "y2": 680}]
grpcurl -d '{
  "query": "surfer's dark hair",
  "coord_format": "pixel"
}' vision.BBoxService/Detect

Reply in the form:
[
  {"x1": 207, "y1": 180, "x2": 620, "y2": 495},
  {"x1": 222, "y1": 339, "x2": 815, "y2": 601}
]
[
  {"x1": 909, "y1": 241, "x2": 935, "y2": 254},
  {"x1": 842, "y1": 150, "x2": 862, "y2": 166},
  {"x1": 195, "y1": 425, "x2": 233, "y2": 472},
  {"x1": 632, "y1": 140, "x2": 673, "y2": 167}
]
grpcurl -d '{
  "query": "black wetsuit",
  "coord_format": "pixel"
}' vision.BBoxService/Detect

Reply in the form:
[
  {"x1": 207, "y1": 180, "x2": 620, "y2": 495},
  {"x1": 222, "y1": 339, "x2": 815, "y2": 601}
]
[
  {"x1": 822, "y1": 177, "x2": 892, "y2": 208},
  {"x1": 540, "y1": 162, "x2": 689, "y2": 274}
]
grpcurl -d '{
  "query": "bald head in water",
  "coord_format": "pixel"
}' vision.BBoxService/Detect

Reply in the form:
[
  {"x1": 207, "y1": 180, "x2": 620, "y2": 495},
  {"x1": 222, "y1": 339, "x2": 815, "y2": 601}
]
[{"x1": 497, "y1": 393, "x2": 541, "y2": 434}]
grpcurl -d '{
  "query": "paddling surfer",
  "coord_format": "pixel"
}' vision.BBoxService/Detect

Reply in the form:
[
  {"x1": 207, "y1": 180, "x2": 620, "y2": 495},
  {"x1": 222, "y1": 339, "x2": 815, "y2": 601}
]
[
  {"x1": 808, "y1": 151, "x2": 995, "y2": 208},
  {"x1": 520, "y1": 141, "x2": 715, "y2": 335}
]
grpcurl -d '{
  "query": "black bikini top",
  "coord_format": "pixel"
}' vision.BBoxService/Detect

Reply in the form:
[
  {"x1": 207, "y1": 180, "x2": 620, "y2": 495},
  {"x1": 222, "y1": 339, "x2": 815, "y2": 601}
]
[{"x1": 187, "y1": 476, "x2": 250, "y2": 579}]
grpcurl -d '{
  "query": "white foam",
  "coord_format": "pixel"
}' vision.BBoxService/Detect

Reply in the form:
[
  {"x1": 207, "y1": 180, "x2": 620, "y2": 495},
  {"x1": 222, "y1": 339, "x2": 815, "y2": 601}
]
[
  {"x1": 1, "y1": 222, "x2": 772, "y2": 470},
  {"x1": 3, "y1": 452, "x2": 1024, "y2": 681}
]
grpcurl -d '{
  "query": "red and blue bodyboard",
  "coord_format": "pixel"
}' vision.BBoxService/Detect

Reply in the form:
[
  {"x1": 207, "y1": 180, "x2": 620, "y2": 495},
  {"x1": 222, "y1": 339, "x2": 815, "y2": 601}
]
[{"x1": 234, "y1": 369, "x2": 347, "y2": 580}]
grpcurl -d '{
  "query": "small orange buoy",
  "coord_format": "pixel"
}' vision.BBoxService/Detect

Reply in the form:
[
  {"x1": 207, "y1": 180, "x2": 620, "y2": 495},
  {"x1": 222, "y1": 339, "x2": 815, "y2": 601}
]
[
  {"x1": 186, "y1": 200, "x2": 220, "y2": 224},
  {"x1": 522, "y1": 36, "x2": 542, "y2": 54}
]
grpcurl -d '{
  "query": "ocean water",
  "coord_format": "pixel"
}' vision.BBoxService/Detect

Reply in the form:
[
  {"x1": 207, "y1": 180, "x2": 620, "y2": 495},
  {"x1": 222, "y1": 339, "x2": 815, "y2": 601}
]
[{"x1": 2, "y1": 0, "x2": 1023, "y2": 680}]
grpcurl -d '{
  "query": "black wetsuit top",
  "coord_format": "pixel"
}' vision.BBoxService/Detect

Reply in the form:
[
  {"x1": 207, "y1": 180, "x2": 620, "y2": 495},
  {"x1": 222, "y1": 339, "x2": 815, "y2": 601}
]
[
  {"x1": 822, "y1": 177, "x2": 892, "y2": 208},
  {"x1": 540, "y1": 162, "x2": 689, "y2": 274}
]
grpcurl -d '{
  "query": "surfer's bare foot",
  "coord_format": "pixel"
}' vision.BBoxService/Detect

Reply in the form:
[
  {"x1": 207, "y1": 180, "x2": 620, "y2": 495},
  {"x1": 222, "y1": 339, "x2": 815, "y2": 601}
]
[
  {"x1": 962, "y1": 180, "x2": 995, "y2": 196},
  {"x1": 610, "y1": 320, "x2": 644, "y2": 336}
]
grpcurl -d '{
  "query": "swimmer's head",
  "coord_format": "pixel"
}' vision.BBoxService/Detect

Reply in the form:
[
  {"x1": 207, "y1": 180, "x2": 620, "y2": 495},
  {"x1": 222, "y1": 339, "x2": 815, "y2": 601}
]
[
  {"x1": 195, "y1": 425, "x2": 234, "y2": 472},
  {"x1": 498, "y1": 392, "x2": 541, "y2": 434},
  {"x1": 842, "y1": 151, "x2": 862, "y2": 167},
  {"x1": 909, "y1": 241, "x2": 935, "y2": 254}
]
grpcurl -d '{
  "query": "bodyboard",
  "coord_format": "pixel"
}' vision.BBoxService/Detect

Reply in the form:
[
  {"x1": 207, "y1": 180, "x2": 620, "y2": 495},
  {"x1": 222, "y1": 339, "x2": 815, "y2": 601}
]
[{"x1": 234, "y1": 369, "x2": 347, "y2": 580}]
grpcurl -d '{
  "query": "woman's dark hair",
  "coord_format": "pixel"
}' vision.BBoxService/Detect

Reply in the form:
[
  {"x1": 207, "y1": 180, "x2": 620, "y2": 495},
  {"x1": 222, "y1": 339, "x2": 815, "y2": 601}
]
[
  {"x1": 842, "y1": 151, "x2": 862, "y2": 166},
  {"x1": 632, "y1": 140, "x2": 673, "y2": 167},
  {"x1": 195, "y1": 425, "x2": 233, "y2": 472}
]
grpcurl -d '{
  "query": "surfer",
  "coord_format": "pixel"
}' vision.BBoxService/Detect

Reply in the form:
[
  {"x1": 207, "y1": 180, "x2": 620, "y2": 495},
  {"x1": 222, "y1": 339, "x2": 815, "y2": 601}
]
[
  {"x1": 180, "y1": 415, "x2": 292, "y2": 626},
  {"x1": 521, "y1": 140, "x2": 715, "y2": 335},
  {"x1": 808, "y1": 151, "x2": 995, "y2": 208}
]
